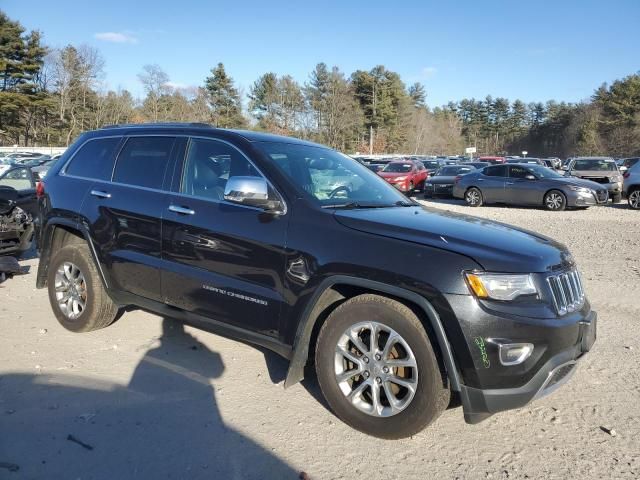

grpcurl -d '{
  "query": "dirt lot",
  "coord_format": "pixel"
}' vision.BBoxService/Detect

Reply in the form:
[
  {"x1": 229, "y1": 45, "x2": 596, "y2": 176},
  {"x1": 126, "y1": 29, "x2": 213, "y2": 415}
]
[{"x1": 1, "y1": 199, "x2": 639, "y2": 479}]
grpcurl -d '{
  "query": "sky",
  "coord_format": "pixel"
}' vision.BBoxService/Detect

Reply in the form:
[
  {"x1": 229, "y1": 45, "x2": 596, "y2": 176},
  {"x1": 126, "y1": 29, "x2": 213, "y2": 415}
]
[{"x1": 4, "y1": 0, "x2": 640, "y2": 107}]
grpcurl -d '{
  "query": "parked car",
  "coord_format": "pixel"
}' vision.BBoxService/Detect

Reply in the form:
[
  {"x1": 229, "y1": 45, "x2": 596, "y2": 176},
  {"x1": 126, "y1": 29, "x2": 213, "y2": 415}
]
[
  {"x1": 453, "y1": 163, "x2": 609, "y2": 210},
  {"x1": 32, "y1": 155, "x2": 62, "y2": 180},
  {"x1": 478, "y1": 156, "x2": 506, "y2": 164},
  {"x1": 506, "y1": 158, "x2": 544, "y2": 165},
  {"x1": 37, "y1": 124, "x2": 596, "y2": 439},
  {"x1": 618, "y1": 157, "x2": 640, "y2": 173},
  {"x1": 0, "y1": 165, "x2": 37, "y2": 255},
  {"x1": 542, "y1": 157, "x2": 562, "y2": 169},
  {"x1": 464, "y1": 161, "x2": 490, "y2": 170},
  {"x1": 424, "y1": 165, "x2": 476, "y2": 198},
  {"x1": 564, "y1": 157, "x2": 623, "y2": 203},
  {"x1": 377, "y1": 159, "x2": 428, "y2": 193},
  {"x1": 421, "y1": 158, "x2": 445, "y2": 174},
  {"x1": 623, "y1": 160, "x2": 640, "y2": 209}
]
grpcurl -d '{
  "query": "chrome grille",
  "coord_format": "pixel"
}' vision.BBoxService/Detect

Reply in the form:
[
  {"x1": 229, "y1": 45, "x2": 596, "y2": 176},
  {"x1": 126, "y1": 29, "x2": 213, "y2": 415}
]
[{"x1": 547, "y1": 270, "x2": 585, "y2": 315}]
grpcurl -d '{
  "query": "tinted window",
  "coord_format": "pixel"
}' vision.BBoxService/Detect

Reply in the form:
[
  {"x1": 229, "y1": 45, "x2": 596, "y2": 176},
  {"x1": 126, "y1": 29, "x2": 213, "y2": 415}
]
[
  {"x1": 113, "y1": 137, "x2": 175, "y2": 189},
  {"x1": 181, "y1": 138, "x2": 260, "y2": 201},
  {"x1": 509, "y1": 165, "x2": 531, "y2": 179},
  {"x1": 483, "y1": 165, "x2": 508, "y2": 177},
  {"x1": 65, "y1": 137, "x2": 121, "y2": 181},
  {"x1": 383, "y1": 163, "x2": 413, "y2": 173}
]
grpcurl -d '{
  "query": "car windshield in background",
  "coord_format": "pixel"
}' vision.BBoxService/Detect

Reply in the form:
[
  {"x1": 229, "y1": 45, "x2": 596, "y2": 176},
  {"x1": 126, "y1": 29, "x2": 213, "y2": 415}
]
[
  {"x1": 382, "y1": 163, "x2": 412, "y2": 173},
  {"x1": 573, "y1": 159, "x2": 617, "y2": 171},
  {"x1": 256, "y1": 142, "x2": 409, "y2": 207},
  {"x1": 526, "y1": 165, "x2": 563, "y2": 178},
  {"x1": 424, "y1": 161, "x2": 440, "y2": 168},
  {"x1": 436, "y1": 166, "x2": 473, "y2": 176}
]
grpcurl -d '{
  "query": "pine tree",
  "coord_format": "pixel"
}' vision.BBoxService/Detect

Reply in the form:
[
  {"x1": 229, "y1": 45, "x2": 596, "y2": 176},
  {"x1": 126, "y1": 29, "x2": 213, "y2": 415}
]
[{"x1": 204, "y1": 63, "x2": 246, "y2": 129}]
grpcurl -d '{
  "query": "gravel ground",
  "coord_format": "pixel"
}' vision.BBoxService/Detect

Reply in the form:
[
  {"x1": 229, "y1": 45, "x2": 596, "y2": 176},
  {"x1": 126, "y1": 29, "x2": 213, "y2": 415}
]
[{"x1": 1, "y1": 199, "x2": 639, "y2": 479}]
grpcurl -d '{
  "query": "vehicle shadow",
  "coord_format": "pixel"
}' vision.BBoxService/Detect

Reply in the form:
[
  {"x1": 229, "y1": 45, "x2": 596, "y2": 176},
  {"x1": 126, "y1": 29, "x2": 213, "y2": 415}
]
[{"x1": 0, "y1": 318, "x2": 299, "y2": 479}]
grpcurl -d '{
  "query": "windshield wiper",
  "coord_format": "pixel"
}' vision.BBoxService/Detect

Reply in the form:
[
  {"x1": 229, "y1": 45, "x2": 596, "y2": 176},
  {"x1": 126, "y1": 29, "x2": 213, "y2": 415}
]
[{"x1": 323, "y1": 200, "x2": 418, "y2": 209}]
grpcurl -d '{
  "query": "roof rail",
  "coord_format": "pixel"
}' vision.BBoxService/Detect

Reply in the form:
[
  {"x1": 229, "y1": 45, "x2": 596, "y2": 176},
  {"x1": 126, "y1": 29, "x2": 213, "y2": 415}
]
[{"x1": 100, "y1": 122, "x2": 213, "y2": 129}]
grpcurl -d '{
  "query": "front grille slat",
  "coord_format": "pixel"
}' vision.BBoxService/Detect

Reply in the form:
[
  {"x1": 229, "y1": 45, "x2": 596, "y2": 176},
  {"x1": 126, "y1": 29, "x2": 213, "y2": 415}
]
[{"x1": 546, "y1": 269, "x2": 585, "y2": 315}]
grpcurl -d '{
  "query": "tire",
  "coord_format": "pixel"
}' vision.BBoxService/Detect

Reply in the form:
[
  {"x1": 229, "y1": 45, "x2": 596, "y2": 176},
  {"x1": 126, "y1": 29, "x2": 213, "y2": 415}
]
[
  {"x1": 544, "y1": 190, "x2": 567, "y2": 211},
  {"x1": 424, "y1": 190, "x2": 433, "y2": 199},
  {"x1": 465, "y1": 187, "x2": 483, "y2": 207},
  {"x1": 47, "y1": 243, "x2": 119, "y2": 333},
  {"x1": 611, "y1": 193, "x2": 622, "y2": 203},
  {"x1": 408, "y1": 181, "x2": 414, "y2": 194},
  {"x1": 629, "y1": 188, "x2": 640, "y2": 210},
  {"x1": 315, "y1": 294, "x2": 449, "y2": 439}
]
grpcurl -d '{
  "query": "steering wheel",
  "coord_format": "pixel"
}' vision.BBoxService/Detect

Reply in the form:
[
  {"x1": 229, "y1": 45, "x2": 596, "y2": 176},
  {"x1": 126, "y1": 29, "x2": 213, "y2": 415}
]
[{"x1": 329, "y1": 185, "x2": 351, "y2": 199}]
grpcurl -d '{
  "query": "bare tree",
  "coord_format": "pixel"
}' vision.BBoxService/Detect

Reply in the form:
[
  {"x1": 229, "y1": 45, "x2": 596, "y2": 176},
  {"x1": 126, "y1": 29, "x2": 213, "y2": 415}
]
[{"x1": 138, "y1": 64, "x2": 170, "y2": 122}]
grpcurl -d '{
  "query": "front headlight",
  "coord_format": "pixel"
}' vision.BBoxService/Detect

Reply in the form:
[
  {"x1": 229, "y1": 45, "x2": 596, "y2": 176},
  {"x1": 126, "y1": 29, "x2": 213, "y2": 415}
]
[
  {"x1": 465, "y1": 272, "x2": 537, "y2": 301},
  {"x1": 568, "y1": 185, "x2": 591, "y2": 194}
]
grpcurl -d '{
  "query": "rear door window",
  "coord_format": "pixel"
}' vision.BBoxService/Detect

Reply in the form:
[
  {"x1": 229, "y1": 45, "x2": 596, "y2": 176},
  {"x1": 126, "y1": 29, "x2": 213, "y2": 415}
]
[
  {"x1": 113, "y1": 136, "x2": 176, "y2": 190},
  {"x1": 65, "y1": 137, "x2": 121, "y2": 181},
  {"x1": 508, "y1": 165, "x2": 531, "y2": 179},
  {"x1": 483, "y1": 165, "x2": 508, "y2": 177}
]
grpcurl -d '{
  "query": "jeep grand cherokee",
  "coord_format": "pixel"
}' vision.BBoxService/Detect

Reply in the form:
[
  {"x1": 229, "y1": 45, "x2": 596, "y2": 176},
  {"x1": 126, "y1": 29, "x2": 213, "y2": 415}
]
[{"x1": 36, "y1": 123, "x2": 596, "y2": 439}]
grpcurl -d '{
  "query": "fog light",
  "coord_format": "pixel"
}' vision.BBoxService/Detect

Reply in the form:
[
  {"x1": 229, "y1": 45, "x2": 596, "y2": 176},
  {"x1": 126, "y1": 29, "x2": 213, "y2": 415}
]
[{"x1": 499, "y1": 343, "x2": 533, "y2": 366}]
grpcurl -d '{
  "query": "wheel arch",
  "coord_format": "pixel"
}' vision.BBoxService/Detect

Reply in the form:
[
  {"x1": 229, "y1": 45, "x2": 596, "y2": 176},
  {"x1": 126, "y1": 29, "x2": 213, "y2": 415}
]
[
  {"x1": 36, "y1": 219, "x2": 107, "y2": 290},
  {"x1": 284, "y1": 275, "x2": 462, "y2": 392}
]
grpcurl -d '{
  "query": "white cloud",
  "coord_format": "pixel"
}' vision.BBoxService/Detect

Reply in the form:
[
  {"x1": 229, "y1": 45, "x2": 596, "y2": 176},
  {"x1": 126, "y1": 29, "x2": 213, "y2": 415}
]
[
  {"x1": 420, "y1": 67, "x2": 438, "y2": 79},
  {"x1": 94, "y1": 32, "x2": 138, "y2": 44}
]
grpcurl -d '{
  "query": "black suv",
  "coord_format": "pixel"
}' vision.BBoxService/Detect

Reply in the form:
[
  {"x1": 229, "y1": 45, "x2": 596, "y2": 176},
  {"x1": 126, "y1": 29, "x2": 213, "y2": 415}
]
[{"x1": 37, "y1": 124, "x2": 596, "y2": 439}]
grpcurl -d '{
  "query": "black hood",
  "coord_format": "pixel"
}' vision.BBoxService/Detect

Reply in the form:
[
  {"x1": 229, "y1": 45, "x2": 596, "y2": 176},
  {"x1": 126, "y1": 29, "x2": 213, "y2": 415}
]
[{"x1": 334, "y1": 206, "x2": 570, "y2": 273}]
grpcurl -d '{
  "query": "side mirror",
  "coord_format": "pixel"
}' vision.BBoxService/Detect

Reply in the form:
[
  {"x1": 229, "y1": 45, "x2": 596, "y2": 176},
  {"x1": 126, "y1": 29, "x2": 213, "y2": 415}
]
[
  {"x1": 525, "y1": 174, "x2": 536, "y2": 180},
  {"x1": 224, "y1": 176, "x2": 283, "y2": 213}
]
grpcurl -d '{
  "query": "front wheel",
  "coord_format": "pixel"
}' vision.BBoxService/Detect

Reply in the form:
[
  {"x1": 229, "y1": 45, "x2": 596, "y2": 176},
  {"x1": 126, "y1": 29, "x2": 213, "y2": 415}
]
[
  {"x1": 611, "y1": 193, "x2": 622, "y2": 203},
  {"x1": 315, "y1": 294, "x2": 449, "y2": 439},
  {"x1": 544, "y1": 190, "x2": 567, "y2": 211}
]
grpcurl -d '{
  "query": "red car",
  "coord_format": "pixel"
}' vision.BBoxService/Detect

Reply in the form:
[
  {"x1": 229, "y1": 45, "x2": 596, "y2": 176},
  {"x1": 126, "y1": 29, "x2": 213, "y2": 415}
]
[
  {"x1": 377, "y1": 160, "x2": 429, "y2": 193},
  {"x1": 478, "y1": 156, "x2": 506, "y2": 164}
]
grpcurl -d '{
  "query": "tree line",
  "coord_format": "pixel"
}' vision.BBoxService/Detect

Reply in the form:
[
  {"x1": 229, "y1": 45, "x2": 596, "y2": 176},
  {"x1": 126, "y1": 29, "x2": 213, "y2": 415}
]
[{"x1": 1, "y1": 11, "x2": 639, "y2": 157}]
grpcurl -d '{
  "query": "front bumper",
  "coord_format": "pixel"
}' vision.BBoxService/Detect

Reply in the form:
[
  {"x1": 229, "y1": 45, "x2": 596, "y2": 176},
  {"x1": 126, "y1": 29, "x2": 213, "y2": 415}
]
[
  {"x1": 443, "y1": 293, "x2": 596, "y2": 424},
  {"x1": 425, "y1": 183, "x2": 454, "y2": 196},
  {"x1": 566, "y1": 189, "x2": 608, "y2": 207}
]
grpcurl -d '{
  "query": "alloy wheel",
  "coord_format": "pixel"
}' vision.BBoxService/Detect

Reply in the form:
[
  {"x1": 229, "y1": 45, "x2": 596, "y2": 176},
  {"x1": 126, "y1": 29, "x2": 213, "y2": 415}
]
[
  {"x1": 54, "y1": 261, "x2": 88, "y2": 320},
  {"x1": 466, "y1": 189, "x2": 480, "y2": 206},
  {"x1": 546, "y1": 192, "x2": 565, "y2": 210},
  {"x1": 629, "y1": 190, "x2": 640, "y2": 209},
  {"x1": 334, "y1": 321, "x2": 418, "y2": 417}
]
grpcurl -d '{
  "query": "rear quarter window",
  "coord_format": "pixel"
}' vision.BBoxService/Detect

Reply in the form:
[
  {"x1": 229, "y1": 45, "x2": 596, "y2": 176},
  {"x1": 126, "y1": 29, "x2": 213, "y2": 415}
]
[{"x1": 65, "y1": 137, "x2": 122, "y2": 181}]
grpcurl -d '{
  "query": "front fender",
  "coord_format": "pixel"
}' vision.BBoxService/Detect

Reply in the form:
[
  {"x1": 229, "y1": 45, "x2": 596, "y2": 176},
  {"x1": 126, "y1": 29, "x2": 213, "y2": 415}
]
[{"x1": 284, "y1": 275, "x2": 462, "y2": 392}]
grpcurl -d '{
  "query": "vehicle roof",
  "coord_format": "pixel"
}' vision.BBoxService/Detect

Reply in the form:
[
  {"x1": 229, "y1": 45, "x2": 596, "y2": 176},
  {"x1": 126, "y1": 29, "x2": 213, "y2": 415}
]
[
  {"x1": 96, "y1": 122, "x2": 327, "y2": 148},
  {"x1": 572, "y1": 156, "x2": 615, "y2": 160}
]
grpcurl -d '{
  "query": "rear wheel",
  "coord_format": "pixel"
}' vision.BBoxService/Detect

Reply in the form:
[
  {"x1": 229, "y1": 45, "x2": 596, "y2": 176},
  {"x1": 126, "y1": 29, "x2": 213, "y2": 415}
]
[
  {"x1": 315, "y1": 294, "x2": 449, "y2": 439},
  {"x1": 629, "y1": 188, "x2": 640, "y2": 209},
  {"x1": 465, "y1": 187, "x2": 483, "y2": 207},
  {"x1": 47, "y1": 244, "x2": 119, "y2": 332},
  {"x1": 544, "y1": 190, "x2": 566, "y2": 211}
]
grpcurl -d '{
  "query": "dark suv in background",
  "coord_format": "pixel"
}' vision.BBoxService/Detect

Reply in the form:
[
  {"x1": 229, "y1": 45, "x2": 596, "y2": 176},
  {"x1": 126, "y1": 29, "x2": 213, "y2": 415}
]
[{"x1": 37, "y1": 123, "x2": 596, "y2": 439}]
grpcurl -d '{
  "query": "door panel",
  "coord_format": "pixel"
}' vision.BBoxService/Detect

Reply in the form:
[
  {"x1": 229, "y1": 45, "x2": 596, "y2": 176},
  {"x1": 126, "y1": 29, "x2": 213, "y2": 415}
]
[
  {"x1": 161, "y1": 137, "x2": 289, "y2": 336},
  {"x1": 480, "y1": 165, "x2": 507, "y2": 202},
  {"x1": 82, "y1": 136, "x2": 180, "y2": 301},
  {"x1": 506, "y1": 166, "x2": 542, "y2": 205}
]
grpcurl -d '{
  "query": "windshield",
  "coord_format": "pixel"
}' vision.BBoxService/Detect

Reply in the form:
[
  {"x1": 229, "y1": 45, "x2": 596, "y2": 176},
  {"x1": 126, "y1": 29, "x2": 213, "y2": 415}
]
[
  {"x1": 436, "y1": 166, "x2": 474, "y2": 176},
  {"x1": 256, "y1": 142, "x2": 409, "y2": 207},
  {"x1": 423, "y1": 160, "x2": 440, "y2": 168},
  {"x1": 526, "y1": 165, "x2": 563, "y2": 178},
  {"x1": 382, "y1": 163, "x2": 413, "y2": 173},
  {"x1": 573, "y1": 159, "x2": 617, "y2": 171}
]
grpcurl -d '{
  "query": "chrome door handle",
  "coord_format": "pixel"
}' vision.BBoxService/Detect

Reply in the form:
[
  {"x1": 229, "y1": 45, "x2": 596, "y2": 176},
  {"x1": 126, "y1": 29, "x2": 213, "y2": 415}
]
[
  {"x1": 506, "y1": 182, "x2": 515, "y2": 185},
  {"x1": 169, "y1": 205, "x2": 195, "y2": 215},
  {"x1": 478, "y1": 178, "x2": 484, "y2": 181},
  {"x1": 90, "y1": 190, "x2": 111, "y2": 199}
]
